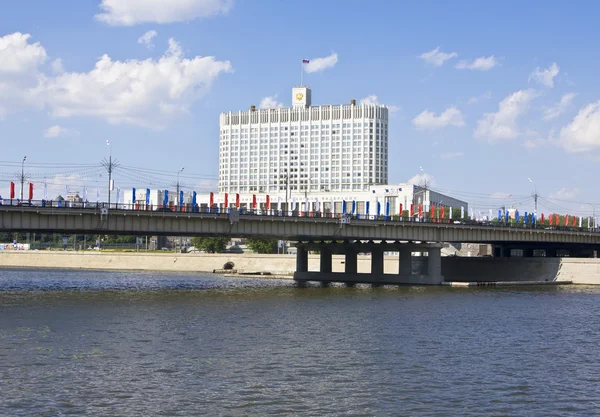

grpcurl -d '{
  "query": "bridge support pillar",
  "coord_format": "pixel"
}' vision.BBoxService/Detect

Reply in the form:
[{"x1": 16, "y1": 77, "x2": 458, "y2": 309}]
[
  {"x1": 427, "y1": 247, "x2": 443, "y2": 284},
  {"x1": 345, "y1": 247, "x2": 358, "y2": 274},
  {"x1": 296, "y1": 246, "x2": 308, "y2": 273},
  {"x1": 399, "y1": 247, "x2": 412, "y2": 276},
  {"x1": 371, "y1": 247, "x2": 384, "y2": 276},
  {"x1": 320, "y1": 247, "x2": 332, "y2": 273}
]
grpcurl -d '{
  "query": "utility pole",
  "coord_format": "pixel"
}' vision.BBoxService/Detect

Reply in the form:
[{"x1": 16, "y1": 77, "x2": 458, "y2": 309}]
[
  {"x1": 176, "y1": 167, "x2": 184, "y2": 212},
  {"x1": 20, "y1": 156, "x2": 27, "y2": 201},
  {"x1": 101, "y1": 140, "x2": 119, "y2": 209},
  {"x1": 528, "y1": 178, "x2": 538, "y2": 216}
]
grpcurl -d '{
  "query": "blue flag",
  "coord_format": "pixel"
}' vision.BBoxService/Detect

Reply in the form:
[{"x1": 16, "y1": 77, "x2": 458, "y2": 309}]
[
  {"x1": 163, "y1": 190, "x2": 169, "y2": 206},
  {"x1": 179, "y1": 190, "x2": 184, "y2": 207},
  {"x1": 377, "y1": 201, "x2": 381, "y2": 216},
  {"x1": 505, "y1": 211, "x2": 509, "y2": 223},
  {"x1": 342, "y1": 200, "x2": 347, "y2": 214},
  {"x1": 192, "y1": 191, "x2": 197, "y2": 206},
  {"x1": 366, "y1": 201, "x2": 370, "y2": 216},
  {"x1": 132, "y1": 188, "x2": 136, "y2": 204},
  {"x1": 145, "y1": 189, "x2": 150, "y2": 205},
  {"x1": 524, "y1": 212, "x2": 529, "y2": 224},
  {"x1": 351, "y1": 200, "x2": 356, "y2": 214},
  {"x1": 515, "y1": 210, "x2": 520, "y2": 222},
  {"x1": 386, "y1": 201, "x2": 390, "y2": 217},
  {"x1": 498, "y1": 209, "x2": 502, "y2": 222}
]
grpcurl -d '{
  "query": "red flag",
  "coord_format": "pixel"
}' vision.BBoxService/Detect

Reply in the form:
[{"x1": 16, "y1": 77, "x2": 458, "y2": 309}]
[
  {"x1": 224, "y1": 193, "x2": 228, "y2": 208},
  {"x1": 441, "y1": 206, "x2": 445, "y2": 218},
  {"x1": 209, "y1": 192, "x2": 214, "y2": 207},
  {"x1": 541, "y1": 213, "x2": 545, "y2": 224},
  {"x1": 10, "y1": 182, "x2": 15, "y2": 199},
  {"x1": 410, "y1": 204, "x2": 414, "y2": 217},
  {"x1": 555, "y1": 214, "x2": 559, "y2": 225},
  {"x1": 418, "y1": 204, "x2": 423, "y2": 217},
  {"x1": 573, "y1": 216, "x2": 577, "y2": 227},
  {"x1": 266, "y1": 195, "x2": 270, "y2": 209},
  {"x1": 430, "y1": 205, "x2": 435, "y2": 218},
  {"x1": 399, "y1": 203, "x2": 403, "y2": 216},
  {"x1": 252, "y1": 194, "x2": 257, "y2": 209},
  {"x1": 565, "y1": 215, "x2": 569, "y2": 226},
  {"x1": 235, "y1": 193, "x2": 240, "y2": 209},
  {"x1": 549, "y1": 214, "x2": 553, "y2": 225},
  {"x1": 28, "y1": 183, "x2": 33, "y2": 200}
]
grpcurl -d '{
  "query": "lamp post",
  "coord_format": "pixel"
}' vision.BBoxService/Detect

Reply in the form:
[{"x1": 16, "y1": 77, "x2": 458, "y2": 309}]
[
  {"x1": 176, "y1": 167, "x2": 184, "y2": 211},
  {"x1": 588, "y1": 203, "x2": 597, "y2": 230},
  {"x1": 528, "y1": 178, "x2": 538, "y2": 216},
  {"x1": 106, "y1": 140, "x2": 112, "y2": 208},
  {"x1": 20, "y1": 156, "x2": 26, "y2": 201}
]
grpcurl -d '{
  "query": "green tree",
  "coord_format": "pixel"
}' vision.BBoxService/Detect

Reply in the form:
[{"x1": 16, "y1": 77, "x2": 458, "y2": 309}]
[
  {"x1": 191, "y1": 237, "x2": 229, "y2": 253},
  {"x1": 246, "y1": 238, "x2": 278, "y2": 254}
]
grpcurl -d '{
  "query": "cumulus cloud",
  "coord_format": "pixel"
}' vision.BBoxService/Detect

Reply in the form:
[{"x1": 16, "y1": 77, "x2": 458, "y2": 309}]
[
  {"x1": 0, "y1": 32, "x2": 233, "y2": 128},
  {"x1": 412, "y1": 107, "x2": 465, "y2": 130},
  {"x1": 418, "y1": 46, "x2": 457, "y2": 67},
  {"x1": 559, "y1": 101, "x2": 600, "y2": 153},
  {"x1": 548, "y1": 187, "x2": 581, "y2": 201},
  {"x1": 455, "y1": 55, "x2": 499, "y2": 71},
  {"x1": 474, "y1": 89, "x2": 535, "y2": 141},
  {"x1": 359, "y1": 95, "x2": 400, "y2": 113},
  {"x1": 543, "y1": 92, "x2": 576, "y2": 120},
  {"x1": 259, "y1": 95, "x2": 284, "y2": 109},
  {"x1": 439, "y1": 151, "x2": 464, "y2": 160},
  {"x1": 529, "y1": 63, "x2": 559, "y2": 88},
  {"x1": 467, "y1": 91, "x2": 492, "y2": 104},
  {"x1": 304, "y1": 53, "x2": 338, "y2": 73},
  {"x1": 96, "y1": 0, "x2": 233, "y2": 26},
  {"x1": 51, "y1": 58, "x2": 64, "y2": 74},
  {"x1": 407, "y1": 172, "x2": 435, "y2": 186},
  {"x1": 44, "y1": 125, "x2": 79, "y2": 138},
  {"x1": 0, "y1": 32, "x2": 47, "y2": 118},
  {"x1": 138, "y1": 30, "x2": 157, "y2": 49}
]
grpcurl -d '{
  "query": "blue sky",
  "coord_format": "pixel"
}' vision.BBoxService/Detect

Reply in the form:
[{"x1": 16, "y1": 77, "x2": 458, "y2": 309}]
[{"x1": 1, "y1": 0, "x2": 600, "y2": 216}]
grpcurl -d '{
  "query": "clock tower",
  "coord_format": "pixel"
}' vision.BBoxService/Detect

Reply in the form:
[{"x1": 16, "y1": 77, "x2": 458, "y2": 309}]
[{"x1": 292, "y1": 86, "x2": 311, "y2": 108}]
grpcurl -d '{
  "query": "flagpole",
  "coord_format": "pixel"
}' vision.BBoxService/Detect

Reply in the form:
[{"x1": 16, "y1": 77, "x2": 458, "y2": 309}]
[{"x1": 300, "y1": 60, "x2": 303, "y2": 86}]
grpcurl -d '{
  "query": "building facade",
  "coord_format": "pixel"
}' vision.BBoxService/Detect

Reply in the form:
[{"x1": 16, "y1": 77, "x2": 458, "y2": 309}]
[{"x1": 219, "y1": 86, "x2": 389, "y2": 195}]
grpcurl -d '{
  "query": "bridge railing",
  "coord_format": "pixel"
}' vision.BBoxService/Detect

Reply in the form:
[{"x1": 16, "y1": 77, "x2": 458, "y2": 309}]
[{"x1": 1, "y1": 199, "x2": 599, "y2": 234}]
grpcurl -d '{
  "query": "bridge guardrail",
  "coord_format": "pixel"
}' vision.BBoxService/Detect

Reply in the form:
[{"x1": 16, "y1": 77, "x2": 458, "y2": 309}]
[{"x1": 1, "y1": 199, "x2": 599, "y2": 235}]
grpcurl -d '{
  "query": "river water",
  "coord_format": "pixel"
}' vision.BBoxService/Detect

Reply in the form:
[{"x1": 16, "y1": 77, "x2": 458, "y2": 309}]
[{"x1": 2, "y1": 268, "x2": 600, "y2": 416}]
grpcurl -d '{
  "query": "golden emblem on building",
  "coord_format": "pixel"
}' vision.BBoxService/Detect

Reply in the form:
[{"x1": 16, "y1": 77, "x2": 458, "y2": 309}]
[{"x1": 296, "y1": 93, "x2": 304, "y2": 101}]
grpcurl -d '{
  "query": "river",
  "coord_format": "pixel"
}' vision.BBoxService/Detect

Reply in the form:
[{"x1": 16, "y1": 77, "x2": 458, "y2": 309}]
[{"x1": 1, "y1": 268, "x2": 600, "y2": 416}]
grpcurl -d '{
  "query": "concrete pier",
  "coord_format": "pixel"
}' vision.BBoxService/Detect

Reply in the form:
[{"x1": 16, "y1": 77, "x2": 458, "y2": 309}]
[{"x1": 294, "y1": 241, "x2": 445, "y2": 285}]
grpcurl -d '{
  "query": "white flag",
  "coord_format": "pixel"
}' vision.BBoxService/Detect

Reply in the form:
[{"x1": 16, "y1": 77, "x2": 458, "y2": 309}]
[
  {"x1": 449, "y1": 206, "x2": 453, "y2": 219},
  {"x1": 305, "y1": 198, "x2": 309, "y2": 212},
  {"x1": 65, "y1": 185, "x2": 70, "y2": 196},
  {"x1": 330, "y1": 198, "x2": 335, "y2": 215},
  {"x1": 460, "y1": 206, "x2": 465, "y2": 219},
  {"x1": 277, "y1": 196, "x2": 281, "y2": 211},
  {"x1": 315, "y1": 198, "x2": 320, "y2": 212},
  {"x1": 83, "y1": 186, "x2": 88, "y2": 201},
  {"x1": 291, "y1": 197, "x2": 296, "y2": 211},
  {"x1": 579, "y1": 216, "x2": 582, "y2": 228},
  {"x1": 489, "y1": 209, "x2": 492, "y2": 221},
  {"x1": 96, "y1": 188, "x2": 100, "y2": 203},
  {"x1": 116, "y1": 187, "x2": 121, "y2": 207},
  {"x1": 43, "y1": 183, "x2": 48, "y2": 200}
]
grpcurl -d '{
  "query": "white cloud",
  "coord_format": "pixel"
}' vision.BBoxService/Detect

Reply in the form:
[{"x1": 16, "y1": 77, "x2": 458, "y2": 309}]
[
  {"x1": 529, "y1": 63, "x2": 559, "y2": 88},
  {"x1": 259, "y1": 95, "x2": 284, "y2": 109},
  {"x1": 43, "y1": 38, "x2": 231, "y2": 128},
  {"x1": 455, "y1": 55, "x2": 498, "y2": 71},
  {"x1": 467, "y1": 91, "x2": 492, "y2": 104},
  {"x1": 439, "y1": 151, "x2": 464, "y2": 160},
  {"x1": 474, "y1": 89, "x2": 535, "y2": 141},
  {"x1": 418, "y1": 46, "x2": 457, "y2": 67},
  {"x1": 412, "y1": 107, "x2": 465, "y2": 130},
  {"x1": 0, "y1": 32, "x2": 47, "y2": 118},
  {"x1": 96, "y1": 0, "x2": 233, "y2": 26},
  {"x1": 407, "y1": 172, "x2": 435, "y2": 186},
  {"x1": 548, "y1": 187, "x2": 581, "y2": 201},
  {"x1": 44, "y1": 125, "x2": 79, "y2": 138},
  {"x1": 51, "y1": 58, "x2": 64, "y2": 74},
  {"x1": 138, "y1": 30, "x2": 157, "y2": 50},
  {"x1": 543, "y1": 92, "x2": 576, "y2": 120},
  {"x1": 304, "y1": 53, "x2": 338, "y2": 73},
  {"x1": 359, "y1": 95, "x2": 400, "y2": 114},
  {"x1": 559, "y1": 101, "x2": 600, "y2": 153}
]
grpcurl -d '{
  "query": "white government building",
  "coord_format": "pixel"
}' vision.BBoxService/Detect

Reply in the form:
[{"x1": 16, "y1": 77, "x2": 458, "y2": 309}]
[{"x1": 123, "y1": 86, "x2": 468, "y2": 216}]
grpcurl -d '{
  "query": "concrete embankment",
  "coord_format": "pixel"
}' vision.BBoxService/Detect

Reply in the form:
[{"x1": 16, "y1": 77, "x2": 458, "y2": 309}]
[{"x1": 0, "y1": 251, "x2": 599, "y2": 285}]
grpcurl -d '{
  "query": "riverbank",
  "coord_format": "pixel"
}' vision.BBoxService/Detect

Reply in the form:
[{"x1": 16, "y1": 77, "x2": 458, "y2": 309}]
[{"x1": 1, "y1": 251, "x2": 599, "y2": 284}]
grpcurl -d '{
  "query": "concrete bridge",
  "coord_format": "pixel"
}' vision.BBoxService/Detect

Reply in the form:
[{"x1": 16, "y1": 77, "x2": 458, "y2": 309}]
[{"x1": 2, "y1": 205, "x2": 599, "y2": 285}]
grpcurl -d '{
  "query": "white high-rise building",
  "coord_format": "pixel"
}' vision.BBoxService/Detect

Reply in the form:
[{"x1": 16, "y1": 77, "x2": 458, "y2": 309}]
[{"x1": 219, "y1": 86, "x2": 388, "y2": 194}]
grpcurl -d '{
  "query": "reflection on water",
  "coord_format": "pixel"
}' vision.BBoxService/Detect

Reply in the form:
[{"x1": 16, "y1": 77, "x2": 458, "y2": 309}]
[{"x1": 2, "y1": 268, "x2": 600, "y2": 416}]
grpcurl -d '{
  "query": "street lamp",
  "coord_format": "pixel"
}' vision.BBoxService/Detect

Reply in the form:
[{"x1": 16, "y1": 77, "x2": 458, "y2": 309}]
[
  {"x1": 20, "y1": 156, "x2": 26, "y2": 201},
  {"x1": 587, "y1": 203, "x2": 597, "y2": 229},
  {"x1": 176, "y1": 167, "x2": 184, "y2": 211},
  {"x1": 106, "y1": 140, "x2": 112, "y2": 208}
]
